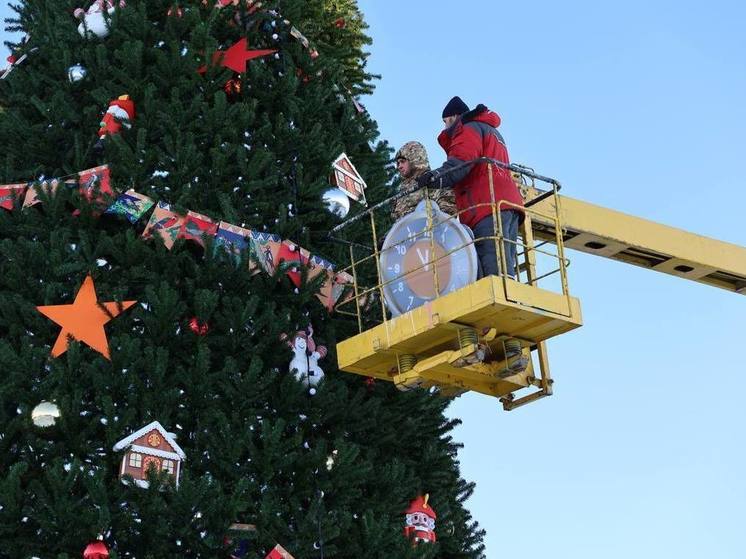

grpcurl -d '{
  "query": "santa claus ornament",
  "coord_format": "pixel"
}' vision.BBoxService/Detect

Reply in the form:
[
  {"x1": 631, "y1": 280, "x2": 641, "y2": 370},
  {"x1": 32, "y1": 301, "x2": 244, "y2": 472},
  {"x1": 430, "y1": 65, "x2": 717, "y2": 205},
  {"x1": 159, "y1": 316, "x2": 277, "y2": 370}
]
[
  {"x1": 82, "y1": 539, "x2": 109, "y2": 559},
  {"x1": 189, "y1": 317, "x2": 209, "y2": 335},
  {"x1": 95, "y1": 94, "x2": 135, "y2": 152},
  {"x1": 74, "y1": 0, "x2": 126, "y2": 38},
  {"x1": 403, "y1": 494, "x2": 437, "y2": 544},
  {"x1": 265, "y1": 544, "x2": 295, "y2": 559}
]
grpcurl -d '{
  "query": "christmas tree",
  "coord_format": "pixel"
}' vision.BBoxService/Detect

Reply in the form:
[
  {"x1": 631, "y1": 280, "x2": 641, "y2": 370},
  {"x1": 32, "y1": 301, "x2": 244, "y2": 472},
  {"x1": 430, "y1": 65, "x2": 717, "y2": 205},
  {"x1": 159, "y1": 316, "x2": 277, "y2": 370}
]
[{"x1": 0, "y1": 1, "x2": 485, "y2": 557}]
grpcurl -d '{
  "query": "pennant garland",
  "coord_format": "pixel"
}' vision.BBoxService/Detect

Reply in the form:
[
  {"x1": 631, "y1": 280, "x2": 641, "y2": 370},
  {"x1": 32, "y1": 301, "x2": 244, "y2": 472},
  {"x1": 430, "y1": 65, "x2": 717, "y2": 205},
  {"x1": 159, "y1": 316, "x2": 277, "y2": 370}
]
[
  {"x1": 0, "y1": 184, "x2": 27, "y2": 210},
  {"x1": 105, "y1": 189, "x2": 156, "y2": 223},
  {"x1": 142, "y1": 201, "x2": 185, "y2": 250},
  {"x1": 76, "y1": 165, "x2": 115, "y2": 215},
  {"x1": 179, "y1": 210, "x2": 219, "y2": 247},
  {"x1": 24, "y1": 178, "x2": 76, "y2": 208},
  {"x1": 1, "y1": 166, "x2": 353, "y2": 311}
]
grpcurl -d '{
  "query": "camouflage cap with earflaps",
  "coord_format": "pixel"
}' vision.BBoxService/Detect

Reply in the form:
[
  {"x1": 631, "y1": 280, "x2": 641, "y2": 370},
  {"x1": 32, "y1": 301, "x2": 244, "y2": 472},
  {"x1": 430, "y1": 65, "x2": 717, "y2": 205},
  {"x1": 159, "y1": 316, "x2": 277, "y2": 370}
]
[{"x1": 395, "y1": 141, "x2": 430, "y2": 178}]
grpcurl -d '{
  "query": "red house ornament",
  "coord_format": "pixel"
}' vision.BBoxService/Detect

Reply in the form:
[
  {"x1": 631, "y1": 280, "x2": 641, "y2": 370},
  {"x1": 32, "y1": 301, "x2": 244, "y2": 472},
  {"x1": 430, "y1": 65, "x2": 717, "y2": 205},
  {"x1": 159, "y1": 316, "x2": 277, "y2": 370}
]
[
  {"x1": 265, "y1": 544, "x2": 295, "y2": 559},
  {"x1": 330, "y1": 153, "x2": 367, "y2": 205},
  {"x1": 403, "y1": 494, "x2": 437, "y2": 544},
  {"x1": 113, "y1": 421, "x2": 186, "y2": 488}
]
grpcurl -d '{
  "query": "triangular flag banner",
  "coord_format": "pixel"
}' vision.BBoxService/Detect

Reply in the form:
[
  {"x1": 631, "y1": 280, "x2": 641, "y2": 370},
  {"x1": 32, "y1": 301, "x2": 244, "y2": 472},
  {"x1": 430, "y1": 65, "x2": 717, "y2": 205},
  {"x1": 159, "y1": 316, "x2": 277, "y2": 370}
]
[
  {"x1": 215, "y1": 220, "x2": 250, "y2": 256},
  {"x1": 105, "y1": 189, "x2": 155, "y2": 223},
  {"x1": 23, "y1": 178, "x2": 72, "y2": 208},
  {"x1": 0, "y1": 183, "x2": 27, "y2": 210},
  {"x1": 249, "y1": 231, "x2": 283, "y2": 275},
  {"x1": 142, "y1": 201, "x2": 184, "y2": 250},
  {"x1": 77, "y1": 165, "x2": 114, "y2": 214},
  {"x1": 178, "y1": 210, "x2": 219, "y2": 247}
]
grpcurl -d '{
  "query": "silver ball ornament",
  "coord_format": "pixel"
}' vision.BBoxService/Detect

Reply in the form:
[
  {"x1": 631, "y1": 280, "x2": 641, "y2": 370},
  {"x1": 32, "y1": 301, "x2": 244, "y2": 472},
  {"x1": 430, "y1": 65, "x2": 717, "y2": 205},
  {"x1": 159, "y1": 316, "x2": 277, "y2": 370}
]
[
  {"x1": 31, "y1": 401, "x2": 61, "y2": 428},
  {"x1": 322, "y1": 187, "x2": 350, "y2": 218},
  {"x1": 67, "y1": 64, "x2": 87, "y2": 83}
]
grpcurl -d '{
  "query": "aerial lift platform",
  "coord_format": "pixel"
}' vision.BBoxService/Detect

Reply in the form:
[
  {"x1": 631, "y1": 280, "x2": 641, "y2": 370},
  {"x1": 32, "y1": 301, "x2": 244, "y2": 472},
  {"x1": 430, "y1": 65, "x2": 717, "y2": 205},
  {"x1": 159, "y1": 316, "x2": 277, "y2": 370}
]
[{"x1": 331, "y1": 158, "x2": 746, "y2": 410}]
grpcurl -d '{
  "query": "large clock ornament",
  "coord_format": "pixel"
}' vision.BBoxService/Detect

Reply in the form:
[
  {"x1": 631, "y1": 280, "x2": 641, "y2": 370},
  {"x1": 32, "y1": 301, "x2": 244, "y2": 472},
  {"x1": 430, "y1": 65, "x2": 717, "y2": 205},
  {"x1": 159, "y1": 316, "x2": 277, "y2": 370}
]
[{"x1": 380, "y1": 200, "x2": 477, "y2": 316}]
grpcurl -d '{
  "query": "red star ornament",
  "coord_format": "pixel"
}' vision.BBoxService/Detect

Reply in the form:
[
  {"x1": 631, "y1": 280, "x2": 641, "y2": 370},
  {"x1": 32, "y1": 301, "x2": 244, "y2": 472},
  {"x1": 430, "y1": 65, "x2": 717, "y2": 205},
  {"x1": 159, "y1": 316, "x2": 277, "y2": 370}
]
[
  {"x1": 200, "y1": 38, "x2": 277, "y2": 74},
  {"x1": 36, "y1": 275, "x2": 136, "y2": 360}
]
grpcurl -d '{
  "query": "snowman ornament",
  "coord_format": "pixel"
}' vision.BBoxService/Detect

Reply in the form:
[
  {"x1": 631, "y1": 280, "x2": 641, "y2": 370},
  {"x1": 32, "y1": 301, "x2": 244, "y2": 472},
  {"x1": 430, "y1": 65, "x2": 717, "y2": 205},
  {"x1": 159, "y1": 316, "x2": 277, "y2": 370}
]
[
  {"x1": 74, "y1": 0, "x2": 126, "y2": 38},
  {"x1": 285, "y1": 326, "x2": 327, "y2": 390}
]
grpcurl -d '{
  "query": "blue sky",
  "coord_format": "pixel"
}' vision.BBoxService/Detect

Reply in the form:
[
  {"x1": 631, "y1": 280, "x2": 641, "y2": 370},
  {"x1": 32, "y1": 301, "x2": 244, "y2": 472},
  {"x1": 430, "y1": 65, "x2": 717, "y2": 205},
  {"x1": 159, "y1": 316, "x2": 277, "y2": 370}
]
[
  {"x1": 357, "y1": 1, "x2": 746, "y2": 557},
  {"x1": 3, "y1": 1, "x2": 746, "y2": 557}
]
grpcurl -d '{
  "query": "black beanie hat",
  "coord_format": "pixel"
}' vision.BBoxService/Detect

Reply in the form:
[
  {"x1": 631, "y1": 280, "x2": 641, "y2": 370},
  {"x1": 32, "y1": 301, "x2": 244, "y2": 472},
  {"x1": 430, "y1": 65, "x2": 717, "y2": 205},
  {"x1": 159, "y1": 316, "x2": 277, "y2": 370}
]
[{"x1": 442, "y1": 96, "x2": 469, "y2": 119}]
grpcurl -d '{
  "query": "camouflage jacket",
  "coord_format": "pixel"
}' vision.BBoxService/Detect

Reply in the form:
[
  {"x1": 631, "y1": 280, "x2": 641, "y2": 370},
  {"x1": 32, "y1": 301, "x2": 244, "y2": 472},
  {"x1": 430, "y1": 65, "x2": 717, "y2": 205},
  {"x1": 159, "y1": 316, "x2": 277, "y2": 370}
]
[
  {"x1": 391, "y1": 141, "x2": 457, "y2": 221},
  {"x1": 392, "y1": 180, "x2": 457, "y2": 221}
]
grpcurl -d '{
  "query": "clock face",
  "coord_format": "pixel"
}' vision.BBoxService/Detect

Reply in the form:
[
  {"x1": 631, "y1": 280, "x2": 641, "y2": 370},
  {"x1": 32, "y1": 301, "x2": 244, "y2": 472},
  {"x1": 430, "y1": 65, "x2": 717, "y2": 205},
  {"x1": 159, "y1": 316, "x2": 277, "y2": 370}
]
[
  {"x1": 147, "y1": 432, "x2": 162, "y2": 447},
  {"x1": 380, "y1": 201, "x2": 478, "y2": 316}
]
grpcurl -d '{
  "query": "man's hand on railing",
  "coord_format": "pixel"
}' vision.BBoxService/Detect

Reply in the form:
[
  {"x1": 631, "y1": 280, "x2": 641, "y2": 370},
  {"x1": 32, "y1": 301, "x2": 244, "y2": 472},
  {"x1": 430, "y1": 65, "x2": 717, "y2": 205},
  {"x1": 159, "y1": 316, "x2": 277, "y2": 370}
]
[{"x1": 415, "y1": 170, "x2": 435, "y2": 189}]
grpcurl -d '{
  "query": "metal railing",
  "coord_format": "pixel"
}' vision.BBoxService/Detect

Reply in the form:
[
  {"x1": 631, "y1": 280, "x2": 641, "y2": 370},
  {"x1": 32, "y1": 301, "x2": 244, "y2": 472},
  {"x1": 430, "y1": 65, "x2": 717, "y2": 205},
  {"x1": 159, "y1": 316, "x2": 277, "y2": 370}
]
[{"x1": 329, "y1": 158, "x2": 570, "y2": 332}]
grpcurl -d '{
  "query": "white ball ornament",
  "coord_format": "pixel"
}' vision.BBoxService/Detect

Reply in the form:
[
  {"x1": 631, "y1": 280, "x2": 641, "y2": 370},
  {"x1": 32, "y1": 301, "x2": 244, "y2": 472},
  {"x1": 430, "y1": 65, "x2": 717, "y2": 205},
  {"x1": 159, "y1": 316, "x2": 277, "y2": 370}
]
[
  {"x1": 67, "y1": 64, "x2": 87, "y2": 83},
  {"x1": 31, "y1": 401, "x2": 61, "y2": 428},
  {"x1": 322, "y1": 187, "x2": 350, "y2": 218}
]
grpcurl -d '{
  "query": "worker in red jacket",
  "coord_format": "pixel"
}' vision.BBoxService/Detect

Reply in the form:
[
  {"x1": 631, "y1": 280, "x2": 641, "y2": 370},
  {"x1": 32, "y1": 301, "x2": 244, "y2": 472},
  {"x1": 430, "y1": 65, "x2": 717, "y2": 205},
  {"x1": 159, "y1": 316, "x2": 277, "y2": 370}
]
[
  {"x1": 417, "y1": 96, "x2": 528, "y2": 374},
  {"x1": 416, "y1": 96, "x2": 524, "y2": 278}
]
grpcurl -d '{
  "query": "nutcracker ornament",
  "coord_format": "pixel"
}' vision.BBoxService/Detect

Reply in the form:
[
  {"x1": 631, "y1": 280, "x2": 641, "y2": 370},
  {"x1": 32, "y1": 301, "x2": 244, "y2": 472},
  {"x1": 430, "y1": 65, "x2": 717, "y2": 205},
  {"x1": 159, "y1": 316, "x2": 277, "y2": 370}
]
[
  {"x1": 82, "y1": 539, "x2": 109, "y2": 559},
  {"x1": 403, "y1": 494, "x2": 437, "y2": 544},
  {"x1": 94, "y1": 94, "x2": 135, "y2": 153}
]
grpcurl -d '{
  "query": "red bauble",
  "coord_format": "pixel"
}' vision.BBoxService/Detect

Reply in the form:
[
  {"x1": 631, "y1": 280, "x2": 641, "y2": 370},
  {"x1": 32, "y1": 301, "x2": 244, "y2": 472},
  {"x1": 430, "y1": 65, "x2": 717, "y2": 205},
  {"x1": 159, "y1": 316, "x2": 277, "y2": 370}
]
[
  {"x1": 189, "y1": 317, "x2": 209, "y2": 336},
  {"x1": 224, "y1": 76, "x2": 242, "y2": 101},
  {"x1": 334, "y1": 17, "x2": 346, "y2": 28},
  {"x1": 167, "y1": 6, "x2": 183, "y2": 17},
  {"x1": 7, "y1": 54, "x2": 17, "y2": 65},
  {"x1": 83, "y1": 541, "x2": 109, "y2": 559}
]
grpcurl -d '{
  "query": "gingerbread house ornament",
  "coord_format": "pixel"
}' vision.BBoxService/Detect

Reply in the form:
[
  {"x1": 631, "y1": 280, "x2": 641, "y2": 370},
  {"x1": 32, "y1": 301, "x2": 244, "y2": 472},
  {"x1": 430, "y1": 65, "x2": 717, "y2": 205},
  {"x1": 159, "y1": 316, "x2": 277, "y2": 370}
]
[
  {"x1": 113, "y1": 421, "x2": 185, "y2": 488},
  {"x1": 330, "y1": 153, "x2": 367, "y2": 205}
]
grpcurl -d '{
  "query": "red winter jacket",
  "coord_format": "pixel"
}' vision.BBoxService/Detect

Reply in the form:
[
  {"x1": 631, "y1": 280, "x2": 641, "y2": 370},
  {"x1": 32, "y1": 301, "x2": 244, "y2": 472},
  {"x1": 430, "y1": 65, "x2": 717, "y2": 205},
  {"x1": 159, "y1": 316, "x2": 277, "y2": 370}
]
[{"x1": 433, "y1": 104, "x2": 523, "y2": 228}]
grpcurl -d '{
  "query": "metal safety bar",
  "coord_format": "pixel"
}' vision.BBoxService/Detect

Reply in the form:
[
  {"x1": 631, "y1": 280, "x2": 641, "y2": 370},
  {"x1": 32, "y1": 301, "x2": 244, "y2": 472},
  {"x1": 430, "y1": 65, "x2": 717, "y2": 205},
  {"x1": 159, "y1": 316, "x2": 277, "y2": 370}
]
[
  {"x1": 332, "y1": 161, "x2": 570, "y2": 331},
  {"x1": 328, "y1": 157, "x2": 561, "y2": 237}
]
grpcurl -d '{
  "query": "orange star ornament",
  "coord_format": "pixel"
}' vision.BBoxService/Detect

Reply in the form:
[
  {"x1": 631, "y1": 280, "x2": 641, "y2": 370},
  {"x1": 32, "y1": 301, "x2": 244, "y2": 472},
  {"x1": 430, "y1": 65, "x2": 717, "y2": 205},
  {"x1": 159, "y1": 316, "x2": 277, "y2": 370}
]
[{"x1": 36, "y1": 275, "x2": 137, "y2": 360}]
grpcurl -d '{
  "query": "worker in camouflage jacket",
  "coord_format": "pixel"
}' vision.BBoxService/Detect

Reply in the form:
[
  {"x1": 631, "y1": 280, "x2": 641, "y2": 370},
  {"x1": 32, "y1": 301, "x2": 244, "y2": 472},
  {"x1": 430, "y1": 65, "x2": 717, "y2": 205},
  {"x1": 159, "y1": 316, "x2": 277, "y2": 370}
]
[{"x1": 392, "y1": 141, "x2": 457, "y2": 221}]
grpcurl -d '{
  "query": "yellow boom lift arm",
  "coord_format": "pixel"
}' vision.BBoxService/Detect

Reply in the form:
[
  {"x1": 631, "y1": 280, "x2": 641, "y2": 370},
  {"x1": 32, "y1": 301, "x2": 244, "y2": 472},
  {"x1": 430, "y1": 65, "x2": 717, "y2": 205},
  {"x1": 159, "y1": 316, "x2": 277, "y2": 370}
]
[{"x1": 332, "y1": 159, "x2": 746, "y2": 410}]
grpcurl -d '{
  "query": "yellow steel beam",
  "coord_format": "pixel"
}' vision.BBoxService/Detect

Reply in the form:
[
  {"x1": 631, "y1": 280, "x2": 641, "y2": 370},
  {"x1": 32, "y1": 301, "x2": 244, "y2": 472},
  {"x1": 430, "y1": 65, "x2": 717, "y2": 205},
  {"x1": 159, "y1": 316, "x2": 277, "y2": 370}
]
[
  {"x1": 337, "y1": 275, "x2": 582, "y2": 381},
  {"x1": 526, "y1": 191, "x2": 746, "y2": 294}
]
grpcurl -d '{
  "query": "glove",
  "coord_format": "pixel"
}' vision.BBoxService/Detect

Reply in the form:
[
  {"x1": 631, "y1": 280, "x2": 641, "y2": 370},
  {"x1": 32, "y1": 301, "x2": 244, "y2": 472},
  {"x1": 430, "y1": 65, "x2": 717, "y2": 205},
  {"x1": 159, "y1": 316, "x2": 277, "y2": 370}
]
[{"x1": 415, "y1": 170, "x2": 435, "y2": 189}]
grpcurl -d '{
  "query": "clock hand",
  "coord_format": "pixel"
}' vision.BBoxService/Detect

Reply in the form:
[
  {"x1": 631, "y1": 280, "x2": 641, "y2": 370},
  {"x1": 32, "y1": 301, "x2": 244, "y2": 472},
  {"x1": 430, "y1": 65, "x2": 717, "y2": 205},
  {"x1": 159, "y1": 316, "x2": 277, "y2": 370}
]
[{"x1": 416, "y1": 247, "x2": 430, "y2": 271}]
